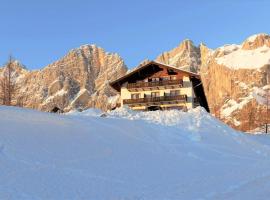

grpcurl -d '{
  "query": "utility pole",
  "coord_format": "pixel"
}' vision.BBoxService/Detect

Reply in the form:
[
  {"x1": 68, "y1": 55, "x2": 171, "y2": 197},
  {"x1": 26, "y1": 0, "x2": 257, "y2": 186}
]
[{"x1": 266, "y1": 90, "x2": 270, "y2": 133}]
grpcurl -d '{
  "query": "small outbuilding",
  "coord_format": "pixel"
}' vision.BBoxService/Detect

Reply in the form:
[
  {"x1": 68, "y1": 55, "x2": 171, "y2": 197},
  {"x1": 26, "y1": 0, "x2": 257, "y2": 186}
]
[{"x1": 50, "y1": 107, "x2": 63, "y2": 113}]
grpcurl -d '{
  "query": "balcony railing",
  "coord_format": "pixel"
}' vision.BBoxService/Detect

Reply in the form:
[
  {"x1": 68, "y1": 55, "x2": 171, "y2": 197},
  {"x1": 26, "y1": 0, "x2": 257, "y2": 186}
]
[
  {"x1": 126, "y1": 79, "x2": 183, "y2": 90},
  {"x1": 123, "y1": 95, "x2": 187, "y2": 105}
]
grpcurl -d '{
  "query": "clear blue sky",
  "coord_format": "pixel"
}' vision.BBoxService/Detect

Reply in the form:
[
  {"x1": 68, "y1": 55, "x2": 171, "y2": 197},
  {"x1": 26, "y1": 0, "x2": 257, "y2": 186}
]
[{"x1": 1, "y1": 0, "x2": 270, "y2": 69}]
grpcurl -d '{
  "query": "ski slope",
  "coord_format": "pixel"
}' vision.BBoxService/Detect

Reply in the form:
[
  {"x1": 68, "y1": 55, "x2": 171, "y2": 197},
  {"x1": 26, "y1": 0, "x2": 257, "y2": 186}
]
[{"x1": 1, "y1": 106, "x2": 270, "y2": 199}]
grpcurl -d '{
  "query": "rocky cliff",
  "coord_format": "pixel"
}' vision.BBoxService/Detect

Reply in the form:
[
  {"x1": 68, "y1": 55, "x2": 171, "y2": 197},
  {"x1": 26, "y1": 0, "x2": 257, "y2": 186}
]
[
  {"x1": 155, "y1": 34, "x2": 270, "y2": 132},
  {"x1": 0, "y1": 45, "x2": 127, "y2": 112},
  {"x1": 156, "y1": 39, "x2": 202, "y2": 73},
  {"x1": 1, "y1": 34, "x2": 269, "y2": 132},
  {"x1": 201, "y1": 34, "x2": 270, "y2": 132}
]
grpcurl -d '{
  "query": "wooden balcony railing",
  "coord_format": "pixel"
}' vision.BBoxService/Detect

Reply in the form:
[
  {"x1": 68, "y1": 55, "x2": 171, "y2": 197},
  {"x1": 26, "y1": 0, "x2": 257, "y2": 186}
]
[
  {"x1": 127, "y1": 79, "x2": 183, "y2": 90},
  {"x1": 123, "y1": 95, "x2": 187, "y2": 105}
]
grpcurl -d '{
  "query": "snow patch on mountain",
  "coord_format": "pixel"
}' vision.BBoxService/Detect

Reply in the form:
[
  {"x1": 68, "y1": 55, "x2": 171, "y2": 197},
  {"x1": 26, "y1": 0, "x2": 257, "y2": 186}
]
[
  {"x1": 221, "y1": 97, "x2": 251, "y2": 118},
  {"x1": 43, "y1": 89, "x2": 68, "y2": 104},
  {"x1": 245, "y1": 33, "x2": 269, "y2": 43},
  {"x1": 216, "y1": 45, "x2": 270, "y2": 69},
  {"x1": 252, "y1": 86, "x2": 270, "y2": 105},
  {"x1": 217, "y1": 44, "x2": 240, "y2": 54}
]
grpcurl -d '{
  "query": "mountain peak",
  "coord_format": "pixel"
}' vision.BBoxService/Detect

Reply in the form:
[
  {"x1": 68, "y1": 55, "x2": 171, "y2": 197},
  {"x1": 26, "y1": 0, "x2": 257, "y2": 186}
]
[
  {"x1": 242, "y1": 33, "x2": 270, "y2": 50},
  {"x1": 1, "y1": 59, "x2": 27, "y2": 71},
  {"x1": 69, "y1": 44, "x2": 121, "y2": 59},
  {"x1": 156, "y1": 39, "x2": 201, "y2": 72},
  {"x1": 245, "y1": 33, "x2": 269, "y2": 42},
  {"x1": 181, "y1": 38, "x2": 193, "y2": 43},
  {"x1": 70, "y1": 44, "x2": 100, "y2": 54},
  {"x1": 178, "y1": 39, "x2": 195, "y2": 50},
  {"x1": 12, "y1": 60, "x2": 27, "y2": 69}
]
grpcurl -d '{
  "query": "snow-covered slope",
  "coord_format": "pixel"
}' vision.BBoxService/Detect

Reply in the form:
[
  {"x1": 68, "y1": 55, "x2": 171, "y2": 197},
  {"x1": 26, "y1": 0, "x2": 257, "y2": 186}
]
[
  {"x1": 1, "y1": 106, "x2": 270, "y2": 199},
  {"x1": 216, "y1": 45, "x2": 270, "y2": 69},
  {"x1": 215, "y1": 33, "x2": 270, "y2": 70}
]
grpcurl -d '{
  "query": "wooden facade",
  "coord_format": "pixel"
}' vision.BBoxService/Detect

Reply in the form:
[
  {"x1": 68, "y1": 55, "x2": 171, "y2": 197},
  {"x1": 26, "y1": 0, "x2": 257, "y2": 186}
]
[{"x1": 110, "y1": 61, "x2": 209, "y2": 112}]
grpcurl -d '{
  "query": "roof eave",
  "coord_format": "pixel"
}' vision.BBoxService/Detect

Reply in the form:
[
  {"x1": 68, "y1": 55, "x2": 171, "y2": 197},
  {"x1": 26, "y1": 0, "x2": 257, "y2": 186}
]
[{"x1": 109, "y1": 60, "x2": 200, "y2": 89}]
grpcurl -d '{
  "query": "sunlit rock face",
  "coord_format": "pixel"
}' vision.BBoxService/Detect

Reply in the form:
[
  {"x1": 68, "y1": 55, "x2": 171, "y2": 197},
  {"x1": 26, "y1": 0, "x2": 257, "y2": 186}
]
[
  {"x1": 200, "y1": 34, "x2": 270, "y2": 132},
  {"x1": 1, "y1": 34, "x2": 270, "y2": 132},
  {"x1": 241, "y1": 33, "x2": 270, "y2": 50},
  {"x1": 156, "y1": 39, "x2": 202, "y2": 73},
  {"x1": 156, "y1": 34, "x2": 270, "y2": 132},
  {"x1": 0, "y1": 45, "x2": 127, "y2": 112}
]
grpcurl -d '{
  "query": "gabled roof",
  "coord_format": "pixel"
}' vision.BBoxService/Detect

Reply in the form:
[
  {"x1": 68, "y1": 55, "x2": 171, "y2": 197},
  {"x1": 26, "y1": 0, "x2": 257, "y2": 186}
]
[{"x1": 110, "y1": 60, "x2": 200, "y2": 91}]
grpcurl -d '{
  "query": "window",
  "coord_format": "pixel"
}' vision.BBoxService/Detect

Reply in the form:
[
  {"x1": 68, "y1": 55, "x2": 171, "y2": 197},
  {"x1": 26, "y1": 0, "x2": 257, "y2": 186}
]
[
  {"x1": 171, "y1": 76, "x2": 177, "y2": 80},
  {"x1": 170, "y1": 90, "x2": 180, "y2": 96},
  {"x1": 151, "y1": 92, "x2": 160, "y2": 97},
  {"x1": 151, "y1": 77, "x2": 160, "y2": 82},
  {"x1": 164, "y1": 92, "x2": 170, "y2": 97},
  {"x1": 161, "y1": 76, "x2": 170, "y2": 81},
  {"x1": 131, "y1": 93, "x2": 140, "y2": 99},
  {"x1": 167, "y1": 69, "x2": 177, "y2": 75}
]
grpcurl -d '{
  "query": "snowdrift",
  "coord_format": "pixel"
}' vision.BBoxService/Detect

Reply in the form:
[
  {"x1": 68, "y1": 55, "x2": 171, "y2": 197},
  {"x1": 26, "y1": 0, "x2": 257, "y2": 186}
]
[{"x1": 1, "y1": 106, "x2": 270, "y2": 199}]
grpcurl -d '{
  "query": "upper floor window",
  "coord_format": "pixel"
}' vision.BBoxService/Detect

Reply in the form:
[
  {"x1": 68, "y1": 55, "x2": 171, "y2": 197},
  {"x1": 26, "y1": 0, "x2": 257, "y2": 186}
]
[
  {"x1": 171, "y1": 76, "x2": 177, "y2": 80},
  {"x1": 161, "y1": 76, "x2": 170, "y2": 81},
  {"x1": 167, "y1": 69, "x2": 177, "y2": 75},
  {"x1": 170, "y1": 90, "x2": 180, "y2": 96},
  {"x1": 151, "y1": 92, "x2": 160, "y2": 97},
  {"x1": 131, "y1": 93, "x2": 140, "y2": 99},
  {"x1": 151, "y1": 77, "x2": 160, "y2": 82}
]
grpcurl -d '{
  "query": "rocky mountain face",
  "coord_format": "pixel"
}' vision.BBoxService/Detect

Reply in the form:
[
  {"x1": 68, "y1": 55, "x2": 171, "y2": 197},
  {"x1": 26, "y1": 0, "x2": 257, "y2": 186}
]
[
  {"x1": 201, "y1": 34, "x2": 270, "y2": 132},
  {"x1": 1, "y1": 34, "x2": 269, "y2": 132},
  {"x1": 0, "y1": 45, "x2": 127, "y2": 112},
  {"x1": 155, "y1": 34, "x2": 270, "y2": 132},
  {"x1": 156, "y1": 39, "x2": 202, "y2": 73}
]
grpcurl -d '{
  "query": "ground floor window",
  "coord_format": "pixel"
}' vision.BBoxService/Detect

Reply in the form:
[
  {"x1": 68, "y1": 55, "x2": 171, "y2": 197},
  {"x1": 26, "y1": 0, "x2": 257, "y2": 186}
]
[
  {"x1": 147, "y1": 106, "x2": 162, "y2": 111},
  {"x1": 131, "y1": 93, "x2": 140, "y2": 99},
  {"x1": 163, "y1": 106, "x2": 187, "y2": 111}
]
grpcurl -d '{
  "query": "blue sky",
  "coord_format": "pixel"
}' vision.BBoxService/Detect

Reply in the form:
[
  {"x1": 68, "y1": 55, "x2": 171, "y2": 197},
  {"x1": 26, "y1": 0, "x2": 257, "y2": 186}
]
[{"x1": 0, "y1": 0, "x2": 270, "y2": 69}]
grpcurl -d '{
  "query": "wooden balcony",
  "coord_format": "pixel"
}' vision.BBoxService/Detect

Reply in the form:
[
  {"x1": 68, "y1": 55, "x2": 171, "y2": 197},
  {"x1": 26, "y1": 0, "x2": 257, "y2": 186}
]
[
  {"x1": 126, "y1": 79, "x2": 183, "y2": 91},
  {"x1": 123, "y1": 95, "x2": 187, "y2": 106}
]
